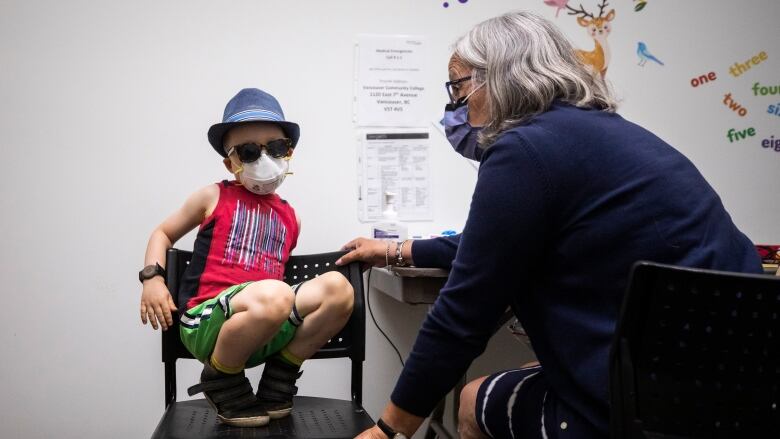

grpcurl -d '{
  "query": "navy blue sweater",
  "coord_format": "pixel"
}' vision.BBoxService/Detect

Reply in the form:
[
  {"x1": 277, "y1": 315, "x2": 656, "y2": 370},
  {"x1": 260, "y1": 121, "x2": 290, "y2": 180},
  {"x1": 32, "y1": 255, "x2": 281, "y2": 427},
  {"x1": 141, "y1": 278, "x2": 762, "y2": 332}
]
[{"x1": 391, "y1": 103, "x2": 761, "y2": 436}]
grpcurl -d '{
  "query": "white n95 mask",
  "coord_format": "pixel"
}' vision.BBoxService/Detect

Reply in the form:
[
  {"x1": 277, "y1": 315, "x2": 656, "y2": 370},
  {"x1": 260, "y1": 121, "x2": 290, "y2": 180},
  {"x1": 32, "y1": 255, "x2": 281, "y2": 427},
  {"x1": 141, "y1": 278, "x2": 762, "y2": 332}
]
[{"x1": 236, "y1": 153, "x2": 289, "y2": 195}]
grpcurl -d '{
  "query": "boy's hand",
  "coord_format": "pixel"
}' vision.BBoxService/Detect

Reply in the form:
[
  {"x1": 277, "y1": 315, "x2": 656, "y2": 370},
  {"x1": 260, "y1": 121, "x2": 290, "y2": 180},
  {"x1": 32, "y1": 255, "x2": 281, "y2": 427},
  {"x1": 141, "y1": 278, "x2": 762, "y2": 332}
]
[{"x1": 140, "y1": 278, "x2": 178, "y2": 331}]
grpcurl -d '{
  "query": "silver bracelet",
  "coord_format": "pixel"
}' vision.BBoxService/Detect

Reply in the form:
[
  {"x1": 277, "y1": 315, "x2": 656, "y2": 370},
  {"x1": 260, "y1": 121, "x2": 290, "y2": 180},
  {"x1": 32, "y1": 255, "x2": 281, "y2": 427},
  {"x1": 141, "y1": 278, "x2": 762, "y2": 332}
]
[{"x1": 396, "y1": 239, "x2": 409, "y2": 267}]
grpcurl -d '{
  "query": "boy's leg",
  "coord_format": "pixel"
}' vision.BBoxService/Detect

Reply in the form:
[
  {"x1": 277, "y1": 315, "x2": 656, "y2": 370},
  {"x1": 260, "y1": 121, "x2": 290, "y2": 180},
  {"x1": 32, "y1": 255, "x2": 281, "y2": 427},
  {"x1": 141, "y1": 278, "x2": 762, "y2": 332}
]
[
  {"x1": 187, "y1": 280, "x2": 295, "y2": 427},
  {"x1": 257, "y1": 271, "x2": 354, "y2": 418},
  {"x1": 212, "y1": 280, "x2": 295, "y2": 367},
  {"x1": 285, "y1": 271, "x2": 355, "y2": 359}
]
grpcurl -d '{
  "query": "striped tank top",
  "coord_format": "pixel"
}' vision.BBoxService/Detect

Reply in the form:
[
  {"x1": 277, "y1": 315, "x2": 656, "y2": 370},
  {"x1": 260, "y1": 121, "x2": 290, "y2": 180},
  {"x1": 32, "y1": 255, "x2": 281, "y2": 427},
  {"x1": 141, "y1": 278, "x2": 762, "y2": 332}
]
[{"x1": 178, "y1": 180, "x2": 299, "y2": 310}]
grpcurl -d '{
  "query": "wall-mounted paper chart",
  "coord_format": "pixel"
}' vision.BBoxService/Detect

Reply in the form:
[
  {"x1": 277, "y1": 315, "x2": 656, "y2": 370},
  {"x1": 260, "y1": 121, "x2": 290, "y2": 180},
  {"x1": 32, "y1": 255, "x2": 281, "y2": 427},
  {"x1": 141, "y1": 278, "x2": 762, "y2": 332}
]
[{"x1": 357, "y1": 132, "x2": 432, "y2": 222}]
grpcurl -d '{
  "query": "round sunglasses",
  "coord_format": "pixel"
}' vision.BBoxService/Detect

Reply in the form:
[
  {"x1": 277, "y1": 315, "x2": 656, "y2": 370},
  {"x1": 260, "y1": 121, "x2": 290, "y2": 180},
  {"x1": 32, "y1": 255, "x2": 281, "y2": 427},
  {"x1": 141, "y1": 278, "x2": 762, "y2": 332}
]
[{"x1": 227, "y1": 138, "x2": 294, "y2": 162}]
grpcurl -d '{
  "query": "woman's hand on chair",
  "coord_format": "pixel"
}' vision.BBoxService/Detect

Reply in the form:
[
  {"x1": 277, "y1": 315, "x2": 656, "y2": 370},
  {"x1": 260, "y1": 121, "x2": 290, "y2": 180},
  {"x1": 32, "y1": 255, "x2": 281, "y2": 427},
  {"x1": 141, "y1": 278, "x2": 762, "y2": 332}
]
[
  {"x1": 140, "y1": 278, "x2": 178, "y2": 331},
  {"x1": 336, "y1": 237, "x2": 392, "y2": 270}
]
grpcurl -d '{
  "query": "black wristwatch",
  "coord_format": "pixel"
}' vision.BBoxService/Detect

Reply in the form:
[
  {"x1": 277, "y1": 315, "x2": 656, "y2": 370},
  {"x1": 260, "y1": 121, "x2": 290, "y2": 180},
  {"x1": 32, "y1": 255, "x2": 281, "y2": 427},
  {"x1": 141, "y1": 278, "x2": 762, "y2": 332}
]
[
  {"x1": 139, "y1": 262, "x2": 166, "y2": 284},
  {"x1": 377, "y1": 418, "x2": 409, "y2": 439}
]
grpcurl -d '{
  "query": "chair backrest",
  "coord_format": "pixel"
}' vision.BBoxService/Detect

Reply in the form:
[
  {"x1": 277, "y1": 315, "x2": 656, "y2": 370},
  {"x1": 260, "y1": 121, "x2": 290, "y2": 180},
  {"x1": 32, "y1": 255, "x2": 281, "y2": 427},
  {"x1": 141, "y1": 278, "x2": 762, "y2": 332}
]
[
  {"x1": 162, "y1": 248, "x2": 366, "y2": 408},
  {"x1": 610, "y1": 262, "x2": 780, "y2": 438}
]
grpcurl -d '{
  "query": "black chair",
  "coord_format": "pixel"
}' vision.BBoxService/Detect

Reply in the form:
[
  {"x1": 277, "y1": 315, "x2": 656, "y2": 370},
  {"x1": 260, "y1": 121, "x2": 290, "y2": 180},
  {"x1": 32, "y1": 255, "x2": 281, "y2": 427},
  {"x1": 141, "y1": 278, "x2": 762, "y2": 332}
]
[
  {"x1": 152, "y1": 248, "x2": 375, "y2": 439},
  {"x1": 610, "y1": 261, "x2": 780, "y2": 438}
]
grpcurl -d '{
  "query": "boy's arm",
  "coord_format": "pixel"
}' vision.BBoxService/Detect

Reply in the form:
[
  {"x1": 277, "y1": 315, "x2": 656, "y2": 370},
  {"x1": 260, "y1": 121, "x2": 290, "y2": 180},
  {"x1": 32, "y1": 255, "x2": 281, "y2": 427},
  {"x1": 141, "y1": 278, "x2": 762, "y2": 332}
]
[{"x1": 140, "y1": 184, "x2": 219, "y2": 331}]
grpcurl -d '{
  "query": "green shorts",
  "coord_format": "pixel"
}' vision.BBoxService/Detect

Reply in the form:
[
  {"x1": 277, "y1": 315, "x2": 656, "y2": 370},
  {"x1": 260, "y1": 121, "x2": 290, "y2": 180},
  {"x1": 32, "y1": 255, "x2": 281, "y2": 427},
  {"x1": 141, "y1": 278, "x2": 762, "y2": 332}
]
[{"x1": 179, "y1": 281, "x2": 298, "y2": 368}]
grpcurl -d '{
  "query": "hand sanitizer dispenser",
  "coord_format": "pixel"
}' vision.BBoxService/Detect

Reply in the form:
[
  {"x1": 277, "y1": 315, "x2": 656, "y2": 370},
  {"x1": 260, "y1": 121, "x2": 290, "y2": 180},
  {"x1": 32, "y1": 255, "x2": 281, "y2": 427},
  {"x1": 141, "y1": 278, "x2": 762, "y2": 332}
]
[{"x1": 371, "y1": 191, "x2": 408, "y2": 241}]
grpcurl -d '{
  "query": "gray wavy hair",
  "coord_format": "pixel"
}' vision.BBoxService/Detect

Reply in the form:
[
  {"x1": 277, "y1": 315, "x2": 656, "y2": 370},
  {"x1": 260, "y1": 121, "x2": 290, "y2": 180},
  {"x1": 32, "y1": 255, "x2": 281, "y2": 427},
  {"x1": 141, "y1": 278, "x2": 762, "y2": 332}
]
[{"x1": 454, "y1": 10, "x2": 618, "y2": 146}]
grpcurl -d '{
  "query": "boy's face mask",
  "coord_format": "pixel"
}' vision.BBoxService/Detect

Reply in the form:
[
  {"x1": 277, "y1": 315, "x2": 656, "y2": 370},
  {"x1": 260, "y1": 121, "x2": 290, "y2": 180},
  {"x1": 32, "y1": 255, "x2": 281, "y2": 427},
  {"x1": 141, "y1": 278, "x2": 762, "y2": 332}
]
[{"x1": 233, "y1": 152, "x2": 289, "y2": 195}]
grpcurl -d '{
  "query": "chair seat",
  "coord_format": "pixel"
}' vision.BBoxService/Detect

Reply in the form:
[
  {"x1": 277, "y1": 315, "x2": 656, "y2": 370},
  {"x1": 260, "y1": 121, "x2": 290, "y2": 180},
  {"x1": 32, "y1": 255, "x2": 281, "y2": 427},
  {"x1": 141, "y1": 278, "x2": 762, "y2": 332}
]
[{"x1": 152, "y1": 395, "x2": 374, "y2": 439}]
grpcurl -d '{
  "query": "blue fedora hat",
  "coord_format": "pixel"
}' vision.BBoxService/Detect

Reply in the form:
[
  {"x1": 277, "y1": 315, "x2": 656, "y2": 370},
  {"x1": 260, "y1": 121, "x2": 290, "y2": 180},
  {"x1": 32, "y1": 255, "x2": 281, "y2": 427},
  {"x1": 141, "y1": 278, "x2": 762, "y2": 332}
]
[{"x1": 208, "y1": 88, "x2": 300, "y2": 157}]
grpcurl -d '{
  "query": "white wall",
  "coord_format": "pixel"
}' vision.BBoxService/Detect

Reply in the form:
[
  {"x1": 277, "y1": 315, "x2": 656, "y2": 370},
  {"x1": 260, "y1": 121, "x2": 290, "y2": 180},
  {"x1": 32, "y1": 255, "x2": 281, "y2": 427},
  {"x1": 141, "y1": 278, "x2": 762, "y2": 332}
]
[{"x1": 0, "y1": 1, "x2": 777, "y2": 438}]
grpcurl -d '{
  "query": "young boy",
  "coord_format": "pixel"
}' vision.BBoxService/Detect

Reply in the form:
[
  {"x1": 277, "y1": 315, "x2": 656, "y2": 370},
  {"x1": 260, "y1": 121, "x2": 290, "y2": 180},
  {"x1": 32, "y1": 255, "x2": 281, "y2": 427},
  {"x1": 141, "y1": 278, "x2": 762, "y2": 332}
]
[{"x1": 139, "y1": 88, "x2": 354, "y2": 427}]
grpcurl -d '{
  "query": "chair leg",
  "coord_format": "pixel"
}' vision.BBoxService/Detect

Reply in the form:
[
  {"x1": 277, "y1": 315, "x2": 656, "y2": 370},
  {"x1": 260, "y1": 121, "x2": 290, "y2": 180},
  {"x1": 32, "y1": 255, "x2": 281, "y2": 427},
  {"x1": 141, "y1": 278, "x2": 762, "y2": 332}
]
[
  {"x1": 424, "y1": 400, "x2": 446, "y2": 439},
  {"x1": 423, "y1": 374, "x2": 466, "y2": 439},
  {"x1": 164, "y1": 361, "x2": 176, "y2": 407},
  {"x1": 352, "y1": 359, "x2": 363, "y2": 407}
]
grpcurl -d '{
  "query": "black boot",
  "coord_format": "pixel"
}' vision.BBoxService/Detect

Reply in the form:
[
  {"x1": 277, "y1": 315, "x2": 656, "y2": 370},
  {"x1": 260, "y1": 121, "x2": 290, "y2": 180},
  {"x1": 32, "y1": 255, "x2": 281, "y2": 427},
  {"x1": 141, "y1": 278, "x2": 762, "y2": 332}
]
[
  {"x1": 187, "y1": 362, "x2": 269, "y2": 427},
  {"x1": 256, "y1": 356, "x2": 303, "y2": 419}
]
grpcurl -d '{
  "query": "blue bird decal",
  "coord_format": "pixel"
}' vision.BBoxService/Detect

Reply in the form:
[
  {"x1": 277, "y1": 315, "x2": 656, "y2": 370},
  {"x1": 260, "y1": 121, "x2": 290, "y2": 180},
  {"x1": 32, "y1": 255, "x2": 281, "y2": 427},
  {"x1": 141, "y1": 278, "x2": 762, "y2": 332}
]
[{"x1": 637, "y1": 41, "x2": 664, "y2": 66}]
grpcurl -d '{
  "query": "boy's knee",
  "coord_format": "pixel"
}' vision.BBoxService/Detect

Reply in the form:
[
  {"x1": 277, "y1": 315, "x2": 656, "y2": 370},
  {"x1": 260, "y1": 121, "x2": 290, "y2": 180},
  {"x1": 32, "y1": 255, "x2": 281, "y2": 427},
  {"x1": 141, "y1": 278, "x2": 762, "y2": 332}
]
[
  {"x1": 318, "y1": 272, "x2": 354, "y2": 312},
  {"x1": 245, "y1": 281, "x2": 294, "y2": 322}
]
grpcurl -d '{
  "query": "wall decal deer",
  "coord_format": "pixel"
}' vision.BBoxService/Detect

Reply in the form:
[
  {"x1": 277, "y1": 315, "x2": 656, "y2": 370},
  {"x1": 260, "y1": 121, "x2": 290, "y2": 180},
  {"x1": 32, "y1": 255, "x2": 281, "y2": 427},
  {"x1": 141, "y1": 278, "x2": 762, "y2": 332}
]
[{"x1": 565, "y1": 1, "x2": 616, "y2": 77}]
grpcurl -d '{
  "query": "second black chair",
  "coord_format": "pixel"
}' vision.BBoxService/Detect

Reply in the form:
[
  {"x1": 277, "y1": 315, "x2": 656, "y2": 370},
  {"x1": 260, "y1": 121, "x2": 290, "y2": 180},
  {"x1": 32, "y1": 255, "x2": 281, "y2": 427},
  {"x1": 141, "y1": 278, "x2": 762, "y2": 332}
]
[{"x1": 610, "y1": 262, "x2": 780, "y2": 438}]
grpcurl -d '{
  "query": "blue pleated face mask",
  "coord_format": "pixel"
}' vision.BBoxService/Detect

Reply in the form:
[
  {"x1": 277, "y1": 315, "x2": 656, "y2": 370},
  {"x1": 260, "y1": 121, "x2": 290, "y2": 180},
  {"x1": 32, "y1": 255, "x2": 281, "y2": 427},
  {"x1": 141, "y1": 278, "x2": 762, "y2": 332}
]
[{"x1": 441, "y1": 84, "x2": 484, "y2": 161}]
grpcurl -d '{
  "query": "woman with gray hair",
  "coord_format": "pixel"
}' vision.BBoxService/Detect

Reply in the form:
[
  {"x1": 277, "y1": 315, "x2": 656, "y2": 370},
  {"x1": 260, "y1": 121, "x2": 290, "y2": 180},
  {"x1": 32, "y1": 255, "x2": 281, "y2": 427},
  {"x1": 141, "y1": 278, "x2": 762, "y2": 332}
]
[{"x1": 340, "y1": 10, "x2": 760, "y2": 439}]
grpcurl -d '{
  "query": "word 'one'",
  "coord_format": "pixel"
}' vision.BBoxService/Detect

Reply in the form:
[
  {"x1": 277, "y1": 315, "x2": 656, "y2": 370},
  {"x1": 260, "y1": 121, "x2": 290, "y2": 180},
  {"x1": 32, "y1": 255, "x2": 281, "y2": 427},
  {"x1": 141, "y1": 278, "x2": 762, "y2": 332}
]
[
  {"x1": 690, "y1": 71, "x2": 717, "y2": 88},
  {"x1": 753, "y1": 82, "x2": 779, "y2": 96},
  {"x1": 729, "y1": 51, "x2": 768, "y2": 77},
  {"x1": 723, "y1": 93, "x2": 748, "y2": 117},
  {"x1": 727, "y1": 127, "x2": 755, "y2": 143}
]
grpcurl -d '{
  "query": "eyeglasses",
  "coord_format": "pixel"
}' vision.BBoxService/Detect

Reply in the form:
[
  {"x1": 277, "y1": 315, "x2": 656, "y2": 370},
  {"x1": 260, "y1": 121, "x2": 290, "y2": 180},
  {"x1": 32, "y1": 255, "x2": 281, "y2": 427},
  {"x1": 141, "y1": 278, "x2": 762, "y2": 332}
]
[
  {"x1": 445, "y1": 76, "x2": 472, "y2": 103},
  {"x1": 227, "y1": 139, "x2": 293, "y2": 162}
]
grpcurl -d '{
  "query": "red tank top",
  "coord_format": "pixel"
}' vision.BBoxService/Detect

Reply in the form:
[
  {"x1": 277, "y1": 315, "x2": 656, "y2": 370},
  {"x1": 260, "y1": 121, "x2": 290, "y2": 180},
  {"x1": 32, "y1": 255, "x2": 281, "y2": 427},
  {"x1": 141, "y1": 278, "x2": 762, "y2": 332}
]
[{"x1": 178, "y1": 181, "x2": 299, "y2": 310}]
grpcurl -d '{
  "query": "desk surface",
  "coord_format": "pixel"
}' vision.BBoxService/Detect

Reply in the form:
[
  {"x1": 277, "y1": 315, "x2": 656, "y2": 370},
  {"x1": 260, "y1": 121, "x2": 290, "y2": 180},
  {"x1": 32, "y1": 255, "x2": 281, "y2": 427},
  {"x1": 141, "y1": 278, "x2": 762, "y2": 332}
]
[{"x1": 387, "y1": 266, "x2": 449, "y2": 278}]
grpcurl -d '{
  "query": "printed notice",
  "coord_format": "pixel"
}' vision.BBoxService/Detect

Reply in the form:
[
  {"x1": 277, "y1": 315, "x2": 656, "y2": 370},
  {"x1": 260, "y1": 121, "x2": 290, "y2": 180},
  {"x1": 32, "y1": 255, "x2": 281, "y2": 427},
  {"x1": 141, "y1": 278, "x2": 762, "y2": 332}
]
[
  {"x1": 354, "y1": 35, "x2": 428, "y2": 127},
  {"x1": 357, "y1": 132, "x2": 432, "y2": 222}
]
